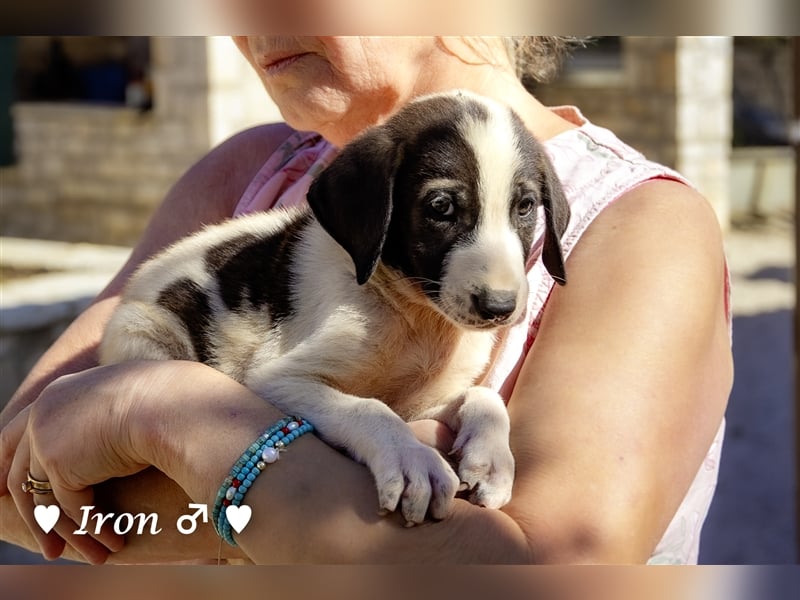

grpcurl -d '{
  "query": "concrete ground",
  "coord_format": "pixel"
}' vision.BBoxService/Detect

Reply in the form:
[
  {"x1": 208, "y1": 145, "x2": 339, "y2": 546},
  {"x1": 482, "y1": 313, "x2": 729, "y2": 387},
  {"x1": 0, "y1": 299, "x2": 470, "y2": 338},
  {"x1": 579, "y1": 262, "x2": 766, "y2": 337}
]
[
  {"x1": 699, "y1": 214, "x2": 796, "y2": 564},
  {"x1": 0, "y1": 216, "x2": 796, "y2": 565}
]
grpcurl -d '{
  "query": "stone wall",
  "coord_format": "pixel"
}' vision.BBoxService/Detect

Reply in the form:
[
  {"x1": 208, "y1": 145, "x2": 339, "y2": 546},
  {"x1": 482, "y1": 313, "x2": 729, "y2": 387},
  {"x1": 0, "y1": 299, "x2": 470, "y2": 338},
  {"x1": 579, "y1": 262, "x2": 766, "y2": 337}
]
[
  {"x1": 537, "y1": 37, "x2": 733, "y2": 228},
  {"x1": 1, "y1": 102, "x2": 203, "y2": 245},
  {"x1": 1, "y1": 37, "x2": 280, "y2": 246}
]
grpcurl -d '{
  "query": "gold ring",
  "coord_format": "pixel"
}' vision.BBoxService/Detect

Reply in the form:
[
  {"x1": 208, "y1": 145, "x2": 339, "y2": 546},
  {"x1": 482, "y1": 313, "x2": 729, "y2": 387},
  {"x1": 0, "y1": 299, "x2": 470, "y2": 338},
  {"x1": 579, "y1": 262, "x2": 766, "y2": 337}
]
[{"x1": 22, "y1": 471, "x2": 53, "y2": 495}]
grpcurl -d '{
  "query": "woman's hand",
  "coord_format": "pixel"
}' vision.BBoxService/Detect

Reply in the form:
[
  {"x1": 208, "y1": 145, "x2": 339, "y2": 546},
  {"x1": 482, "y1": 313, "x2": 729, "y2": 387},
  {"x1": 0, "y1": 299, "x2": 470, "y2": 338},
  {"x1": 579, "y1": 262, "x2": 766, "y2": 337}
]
[
  {"x1": 0, "y1": 359, "x2": 293, "y2": 564},
  {"x1": 0, "y1": 363, "x2": 166, "y2": 563}
]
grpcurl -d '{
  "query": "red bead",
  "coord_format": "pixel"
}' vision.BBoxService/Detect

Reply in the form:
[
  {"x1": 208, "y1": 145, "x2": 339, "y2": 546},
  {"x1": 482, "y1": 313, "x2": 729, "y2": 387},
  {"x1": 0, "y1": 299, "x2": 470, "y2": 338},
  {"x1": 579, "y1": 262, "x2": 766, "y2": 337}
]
[
  {"x1": 281, "y1": 427, "x2": 290, "y2": 434},
  {"x1": 223, "y1": 499, "x2": 231, "y2": 506},
  {"x1": 232, "y1": 479, "x2": 240, "y2": 487}
]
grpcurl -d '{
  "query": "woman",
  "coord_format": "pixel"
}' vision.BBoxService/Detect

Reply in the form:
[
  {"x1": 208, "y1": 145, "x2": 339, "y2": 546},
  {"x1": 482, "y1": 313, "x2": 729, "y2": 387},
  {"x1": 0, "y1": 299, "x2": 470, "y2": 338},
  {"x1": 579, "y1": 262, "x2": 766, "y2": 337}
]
[{"x1": 0, "y1": 36, "x2": 732, "y2": 564}]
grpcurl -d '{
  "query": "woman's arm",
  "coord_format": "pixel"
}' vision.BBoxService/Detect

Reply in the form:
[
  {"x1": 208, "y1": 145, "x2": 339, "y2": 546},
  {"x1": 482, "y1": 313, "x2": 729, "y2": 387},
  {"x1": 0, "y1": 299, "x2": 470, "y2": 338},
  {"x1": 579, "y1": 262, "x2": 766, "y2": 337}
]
[{"x1": 501, "y1": 179, "x2": 733, "y2": 562}]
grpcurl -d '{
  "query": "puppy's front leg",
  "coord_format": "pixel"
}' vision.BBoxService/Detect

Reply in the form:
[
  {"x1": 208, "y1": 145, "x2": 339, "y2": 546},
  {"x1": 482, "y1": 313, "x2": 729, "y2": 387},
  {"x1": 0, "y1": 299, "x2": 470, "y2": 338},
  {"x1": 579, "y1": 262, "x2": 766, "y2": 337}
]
[
  {"x1": 437, "y1": 387, "x2": 515, "y2": 509},
  {"x1": 251, "y1": 377, "x2": 460, "y2": 526}
]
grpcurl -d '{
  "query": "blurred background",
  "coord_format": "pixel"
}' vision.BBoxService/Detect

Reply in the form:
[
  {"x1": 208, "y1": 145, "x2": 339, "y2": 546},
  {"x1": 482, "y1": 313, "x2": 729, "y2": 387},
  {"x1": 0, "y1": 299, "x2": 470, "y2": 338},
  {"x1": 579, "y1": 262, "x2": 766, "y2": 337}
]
[{"x1": 0, "y1": 36, "x2": 796, "y2": 565}]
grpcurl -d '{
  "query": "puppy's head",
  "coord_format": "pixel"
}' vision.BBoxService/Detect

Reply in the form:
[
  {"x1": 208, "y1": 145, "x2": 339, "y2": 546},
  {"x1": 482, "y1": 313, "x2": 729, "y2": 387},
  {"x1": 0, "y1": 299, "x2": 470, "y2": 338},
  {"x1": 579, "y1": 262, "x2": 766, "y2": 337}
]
[{"x1": 307, "y1": 91, "x2": 570, "y2": 330}]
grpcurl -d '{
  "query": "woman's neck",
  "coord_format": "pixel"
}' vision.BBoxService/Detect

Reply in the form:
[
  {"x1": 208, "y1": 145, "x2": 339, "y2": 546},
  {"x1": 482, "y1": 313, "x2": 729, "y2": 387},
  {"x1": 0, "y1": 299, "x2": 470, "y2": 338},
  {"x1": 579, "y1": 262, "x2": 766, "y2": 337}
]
[
  {"x1": 452, "y1": 68, "x2": 577, "y2": 141},
  {"x1": 324, "y1": 48, "x2": 577, "y2": 147}
]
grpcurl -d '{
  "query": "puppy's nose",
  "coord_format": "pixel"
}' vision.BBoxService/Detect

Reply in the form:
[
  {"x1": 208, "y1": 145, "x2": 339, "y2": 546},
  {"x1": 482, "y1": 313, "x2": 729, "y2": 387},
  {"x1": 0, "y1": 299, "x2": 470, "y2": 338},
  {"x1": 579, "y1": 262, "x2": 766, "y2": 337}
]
[{"x1": 471, "y1": 289, "x2": 517, "y2": 320}]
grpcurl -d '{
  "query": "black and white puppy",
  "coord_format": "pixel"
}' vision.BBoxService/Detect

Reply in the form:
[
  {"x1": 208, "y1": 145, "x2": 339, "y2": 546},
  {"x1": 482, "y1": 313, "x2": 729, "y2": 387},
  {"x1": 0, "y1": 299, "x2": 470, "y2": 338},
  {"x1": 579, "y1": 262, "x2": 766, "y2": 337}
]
[{"x1": 100, "y1": 91, "x2": 570, "y2": 525}]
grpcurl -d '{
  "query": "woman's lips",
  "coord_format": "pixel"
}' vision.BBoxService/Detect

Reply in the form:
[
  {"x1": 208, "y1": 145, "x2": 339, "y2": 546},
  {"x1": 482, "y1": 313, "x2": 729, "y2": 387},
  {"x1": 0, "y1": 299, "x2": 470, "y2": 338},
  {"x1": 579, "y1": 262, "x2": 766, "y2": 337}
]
[{"x1": 261, "y1": 52, "x2": 313, "y2": 75}]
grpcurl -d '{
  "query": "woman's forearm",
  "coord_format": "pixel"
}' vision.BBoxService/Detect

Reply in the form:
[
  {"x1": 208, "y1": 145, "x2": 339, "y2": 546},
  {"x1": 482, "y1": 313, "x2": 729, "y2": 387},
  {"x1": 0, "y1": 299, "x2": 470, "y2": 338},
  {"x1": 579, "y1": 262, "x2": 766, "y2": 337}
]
[
  {"x1": 184, "y1": 428, "x2": 531, "y2": 564},
  {"x1": 231, "y1": 439, "x2": 531, "y2": 564},
  {"x1": 134, "y1": 362, "x2": 530, "y2": 564}
]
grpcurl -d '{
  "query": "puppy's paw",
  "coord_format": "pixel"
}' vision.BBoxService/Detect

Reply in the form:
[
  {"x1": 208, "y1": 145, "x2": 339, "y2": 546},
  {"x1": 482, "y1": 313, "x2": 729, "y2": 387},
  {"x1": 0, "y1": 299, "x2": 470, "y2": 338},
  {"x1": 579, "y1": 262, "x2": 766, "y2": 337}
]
[
  {"x1": 451, "y1": 431, "x2": 515, "y2": 509},
  {"x1": 371, "y1": 442, "x2": 460, "y2": 526}
]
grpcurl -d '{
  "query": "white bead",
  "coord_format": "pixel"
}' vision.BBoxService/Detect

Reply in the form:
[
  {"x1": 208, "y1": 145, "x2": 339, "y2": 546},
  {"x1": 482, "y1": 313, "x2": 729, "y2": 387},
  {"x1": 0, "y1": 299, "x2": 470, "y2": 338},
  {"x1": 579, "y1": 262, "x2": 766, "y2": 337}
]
[
  {"x1": 261, "y1": 447, "x2": 280, "y2": 463},
  {"x1": 226, "y1": 486, "x2": 236, "y2": 500},
  {"x1": 287, "y1": 421, "x2": 299, "y2": 431}
]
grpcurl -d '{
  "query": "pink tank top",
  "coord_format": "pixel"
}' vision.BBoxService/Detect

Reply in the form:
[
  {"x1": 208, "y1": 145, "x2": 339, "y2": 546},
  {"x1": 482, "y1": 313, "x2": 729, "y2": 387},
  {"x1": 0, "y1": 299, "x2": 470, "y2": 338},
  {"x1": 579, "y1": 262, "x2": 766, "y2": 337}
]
[{"x1": 234, "y1": 106, "x2": 729, "y2": 564}]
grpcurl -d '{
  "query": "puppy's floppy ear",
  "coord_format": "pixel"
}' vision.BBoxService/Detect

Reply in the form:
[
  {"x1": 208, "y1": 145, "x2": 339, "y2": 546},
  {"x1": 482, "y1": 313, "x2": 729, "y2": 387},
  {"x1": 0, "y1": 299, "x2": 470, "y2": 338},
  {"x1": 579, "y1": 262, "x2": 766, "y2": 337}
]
[
  {"x1": 538, "y1": 156, "x2": 570, "y2": 285},
  {"x1": 307, "y1": 128, "x2": 398, "y2": 285}
]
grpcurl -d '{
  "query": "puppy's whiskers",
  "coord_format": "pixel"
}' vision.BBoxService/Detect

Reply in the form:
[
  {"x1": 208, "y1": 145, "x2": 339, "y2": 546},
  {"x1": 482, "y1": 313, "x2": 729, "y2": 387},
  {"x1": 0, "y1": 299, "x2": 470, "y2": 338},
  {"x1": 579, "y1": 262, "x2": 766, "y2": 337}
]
[
  {"x1": 399, "y1": 275, "x2": 442, "y2": 288},
  {"x1": 383, "y1": 272, "x2": 443, "y2": 290}
]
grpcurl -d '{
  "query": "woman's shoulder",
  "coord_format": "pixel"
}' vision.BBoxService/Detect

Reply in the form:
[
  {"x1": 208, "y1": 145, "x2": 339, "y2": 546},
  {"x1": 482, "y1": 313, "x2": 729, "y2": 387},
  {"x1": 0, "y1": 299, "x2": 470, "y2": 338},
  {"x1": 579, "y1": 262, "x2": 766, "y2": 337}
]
[
  {"x1": 542, "y1": 118, "x2": 701, "y2": 267},
  {"x1": 208, "y1": 122, "x2": 300, "y2": 176},
  {"x1": 582, "y1": 178, "x2": 725, "y2": 263},
  {"x1": 174, "y1": 122, "x2": 300, "y2": 216}
]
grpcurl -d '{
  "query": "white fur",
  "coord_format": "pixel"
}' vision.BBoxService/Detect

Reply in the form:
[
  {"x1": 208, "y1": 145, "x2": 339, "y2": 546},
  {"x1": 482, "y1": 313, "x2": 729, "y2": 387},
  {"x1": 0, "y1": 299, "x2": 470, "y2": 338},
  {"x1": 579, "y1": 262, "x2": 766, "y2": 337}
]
[{"x1": 437, "y1": 101, "x2": 528, "y2": 328}]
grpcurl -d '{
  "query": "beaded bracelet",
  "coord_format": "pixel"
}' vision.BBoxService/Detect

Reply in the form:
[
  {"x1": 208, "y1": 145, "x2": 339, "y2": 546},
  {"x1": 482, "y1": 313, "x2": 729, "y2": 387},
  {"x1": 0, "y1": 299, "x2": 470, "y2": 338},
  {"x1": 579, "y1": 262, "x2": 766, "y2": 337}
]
[
  {"x1": 212, "y1": 415, "x2": 314, "y2": 546},
  {"x1": 211, "y1": 416, "x2": 294, "y2": 536}
]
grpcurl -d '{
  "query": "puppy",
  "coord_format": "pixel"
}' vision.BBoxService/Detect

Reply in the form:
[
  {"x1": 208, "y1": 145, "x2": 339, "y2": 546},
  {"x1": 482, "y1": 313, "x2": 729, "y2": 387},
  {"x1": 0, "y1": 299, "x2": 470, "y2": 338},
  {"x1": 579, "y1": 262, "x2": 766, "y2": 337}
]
[{"x1": 100, "y1": 91, "x2": 570, "y2": 525}]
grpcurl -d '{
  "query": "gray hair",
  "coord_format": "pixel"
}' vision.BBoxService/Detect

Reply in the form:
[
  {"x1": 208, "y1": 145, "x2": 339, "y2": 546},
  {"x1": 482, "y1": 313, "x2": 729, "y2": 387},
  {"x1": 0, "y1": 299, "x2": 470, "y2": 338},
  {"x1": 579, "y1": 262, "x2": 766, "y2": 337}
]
[{"x1": 505, "y1": 36, "x2": 589, "y2": 84}]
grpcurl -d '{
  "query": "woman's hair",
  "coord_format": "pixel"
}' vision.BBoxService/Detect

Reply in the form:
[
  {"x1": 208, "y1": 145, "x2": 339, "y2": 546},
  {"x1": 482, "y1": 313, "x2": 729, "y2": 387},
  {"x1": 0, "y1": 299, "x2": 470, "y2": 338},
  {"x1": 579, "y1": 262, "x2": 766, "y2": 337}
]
[
  {"x1": 448, "y1": 36, "x2": 589, "y2": 86},
  {"x1": 505, "y1": 36, "x2": 589, "y2": 84}
]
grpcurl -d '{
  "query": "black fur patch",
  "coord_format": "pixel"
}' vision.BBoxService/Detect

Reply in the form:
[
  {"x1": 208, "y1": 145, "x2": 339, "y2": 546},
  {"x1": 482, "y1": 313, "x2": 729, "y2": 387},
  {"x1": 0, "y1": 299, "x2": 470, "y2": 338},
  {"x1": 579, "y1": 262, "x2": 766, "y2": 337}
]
[
  {"x1": 157, "y1": 278, "x2": 215, "y2": 364},
  {"x1": 508, "y1": 110, "x2": 544, "y2": 261},
  {"x1": 508, "y1": 108, "x2": 569, "y2": 278},
  {"x1": 381, "y1": 101, "x2": 483, "y2": 299},
  {"x1": 205, "y1": 211, "x2": 312, "y2": 322}
]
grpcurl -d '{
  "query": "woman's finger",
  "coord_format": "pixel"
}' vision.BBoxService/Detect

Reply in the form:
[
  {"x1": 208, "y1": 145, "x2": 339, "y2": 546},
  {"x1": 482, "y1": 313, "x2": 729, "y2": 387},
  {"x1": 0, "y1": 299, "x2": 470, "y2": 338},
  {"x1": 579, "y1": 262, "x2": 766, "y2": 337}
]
[
  {"x1": 8, "y1": 429, "x2": 66, "y2": 560},
  {"x1": 10, "y1": 430, "x2": 117, "y2": 564},
  {"x1": 0, "y1": 406, "x2": 30, "y2": 497},
  {"x1": 31, "y1": 491, "x2": 115, "y2": 565},
  {"x1": 31, "y1": 444, "x2": 125, "y2": 559}
]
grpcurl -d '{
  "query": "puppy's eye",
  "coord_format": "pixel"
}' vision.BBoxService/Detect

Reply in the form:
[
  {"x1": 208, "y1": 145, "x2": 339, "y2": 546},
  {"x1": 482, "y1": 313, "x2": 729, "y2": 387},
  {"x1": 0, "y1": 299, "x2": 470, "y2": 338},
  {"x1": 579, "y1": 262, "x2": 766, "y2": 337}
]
[
  {"x1": 517, "y1": 194, "x2": 536, "y2": 218},
  {"x1": 428, "y1": 193, "x2": 456, "y2": 219}
]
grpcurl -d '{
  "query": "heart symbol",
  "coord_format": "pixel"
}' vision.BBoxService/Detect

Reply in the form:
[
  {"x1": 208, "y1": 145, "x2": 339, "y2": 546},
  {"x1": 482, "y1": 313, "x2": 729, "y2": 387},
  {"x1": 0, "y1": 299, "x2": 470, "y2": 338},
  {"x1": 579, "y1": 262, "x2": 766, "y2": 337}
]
[
  {"x1": 33, "y1": 504, "x2": 60, "y2": 534},
  {"x1": 225, "y1": 505, "x2": 252, "y2": 534}
]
